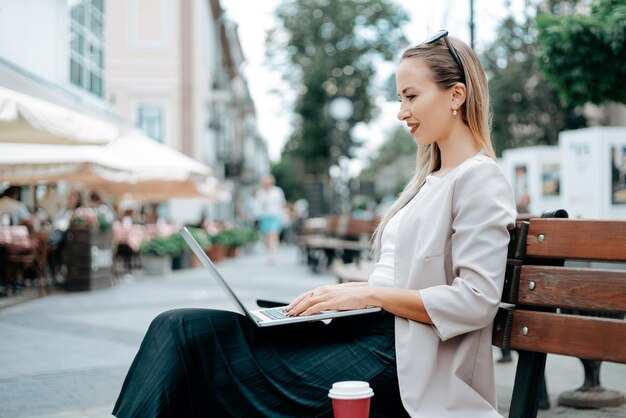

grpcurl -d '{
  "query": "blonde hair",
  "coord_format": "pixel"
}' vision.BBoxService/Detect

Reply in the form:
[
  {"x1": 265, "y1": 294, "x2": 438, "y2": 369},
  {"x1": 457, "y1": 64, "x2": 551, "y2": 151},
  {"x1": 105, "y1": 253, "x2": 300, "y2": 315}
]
[{"x1": 372, "y1": 36, "x2": 495, "y2": 256}]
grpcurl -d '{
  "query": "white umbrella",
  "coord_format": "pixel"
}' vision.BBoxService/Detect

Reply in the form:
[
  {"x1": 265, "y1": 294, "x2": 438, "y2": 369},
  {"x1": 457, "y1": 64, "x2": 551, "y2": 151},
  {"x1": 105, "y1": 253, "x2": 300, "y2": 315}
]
[
  {"x1": 100, "y1": 130, "x2": 211, "y2": 181},
  {"x1": 0, "y1": 142, "x2": 135, "y2": 184},
  {"x1": 0, "y1": 86, "x2": 118, "y2": 145},
  {"x1": 93, "y1": 130, "x2": 229, "y2": 202},
  {"x1": 0, "y1": 128, "x2": 229, "y2": 202}
]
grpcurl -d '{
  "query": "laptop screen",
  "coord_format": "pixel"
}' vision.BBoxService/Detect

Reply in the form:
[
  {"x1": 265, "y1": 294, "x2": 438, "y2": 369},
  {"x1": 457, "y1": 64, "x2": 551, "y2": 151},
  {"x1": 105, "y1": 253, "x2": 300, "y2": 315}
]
[{"x1": 180, "y1": 227, "x2": 253, "y2": 319}]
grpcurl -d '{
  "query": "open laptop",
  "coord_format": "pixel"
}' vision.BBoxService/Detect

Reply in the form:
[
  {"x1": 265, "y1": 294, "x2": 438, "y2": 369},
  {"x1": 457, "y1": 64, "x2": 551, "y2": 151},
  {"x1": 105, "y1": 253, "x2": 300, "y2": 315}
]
[{"x1": 180, "y1": 227, "x2": 381, "y2": 327}]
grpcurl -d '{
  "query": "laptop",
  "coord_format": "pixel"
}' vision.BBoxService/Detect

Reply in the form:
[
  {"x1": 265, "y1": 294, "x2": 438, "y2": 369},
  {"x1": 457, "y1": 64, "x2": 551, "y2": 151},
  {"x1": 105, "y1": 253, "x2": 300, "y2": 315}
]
[{"x1": 180, "y1": 227, "x2": 381, "y2": 327}]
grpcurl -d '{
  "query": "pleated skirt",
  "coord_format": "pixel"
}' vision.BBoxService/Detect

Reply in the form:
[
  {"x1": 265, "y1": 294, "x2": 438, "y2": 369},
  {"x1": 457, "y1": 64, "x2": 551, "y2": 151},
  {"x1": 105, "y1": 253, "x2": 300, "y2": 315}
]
[{"x1": 112, "y1": 309, "x2": 409, "y2": 418}]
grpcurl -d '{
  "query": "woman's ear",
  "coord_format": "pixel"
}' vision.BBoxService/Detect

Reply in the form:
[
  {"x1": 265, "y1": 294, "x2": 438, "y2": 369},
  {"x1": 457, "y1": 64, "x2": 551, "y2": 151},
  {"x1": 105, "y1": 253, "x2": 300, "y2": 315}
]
[{"x1": 451, "y1": 82, "x2": 467, "y2": 111}]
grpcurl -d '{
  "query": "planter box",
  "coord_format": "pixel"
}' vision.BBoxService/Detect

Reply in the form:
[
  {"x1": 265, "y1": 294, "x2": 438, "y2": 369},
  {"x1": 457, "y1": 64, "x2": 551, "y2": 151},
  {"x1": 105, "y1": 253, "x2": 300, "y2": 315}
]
[
  {"x1": 226, "y1": 246, "x2": 240, "y2": 258},
  {"x1": 172, "y1": 252, "x2": 191, "y2": 270},
  {"x1": 207, "y1": 245, "x2": 227, "y2": 262},
  {"x1": 142, "y1": 255, "x2": 172, "y2": 276},
  {"x1": 65, "y1": 226, "x2": 113, "y2": 291}
]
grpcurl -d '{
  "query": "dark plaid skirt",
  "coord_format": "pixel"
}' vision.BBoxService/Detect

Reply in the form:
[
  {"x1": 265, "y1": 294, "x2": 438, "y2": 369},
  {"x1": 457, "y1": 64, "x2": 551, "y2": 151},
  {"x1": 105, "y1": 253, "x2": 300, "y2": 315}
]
[{"x1": 112, "y1": 309, "x2": 409, "y2": 418}]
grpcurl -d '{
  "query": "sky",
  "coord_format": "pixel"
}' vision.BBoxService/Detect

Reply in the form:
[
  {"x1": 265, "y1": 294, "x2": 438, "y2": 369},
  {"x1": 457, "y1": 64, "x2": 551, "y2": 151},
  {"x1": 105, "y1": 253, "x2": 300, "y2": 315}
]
[{"x1": 220, "y1": 0, "x2": 527, "y2": 173}]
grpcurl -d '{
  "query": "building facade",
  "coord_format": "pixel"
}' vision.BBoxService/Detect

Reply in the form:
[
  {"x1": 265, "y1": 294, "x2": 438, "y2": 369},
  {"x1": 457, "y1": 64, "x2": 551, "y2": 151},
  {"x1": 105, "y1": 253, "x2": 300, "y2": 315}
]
[
  {"x1": 0, "y1": 0, "x2": 117, "y2": 123},
  {"x1": 105, "y1": 0, "x2": 269, "y2": 224}
]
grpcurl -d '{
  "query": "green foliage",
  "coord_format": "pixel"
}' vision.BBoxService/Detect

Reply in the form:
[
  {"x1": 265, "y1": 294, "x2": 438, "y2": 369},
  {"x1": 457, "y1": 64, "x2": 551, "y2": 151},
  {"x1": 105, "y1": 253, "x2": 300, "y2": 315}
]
[
  {"x1": 140, "y1": 234, "x2": 185, "y2": 257},
  {"x1": 272, "y1": 154, "x2": 304, "y2": 200},
  {"x1": 185, "y1": 227, "x2": 211, "y2": 250},
  {"x1": 267, "y1": 0, "x2": 409, "y2": 182},
  {"x1": 210, "y1": 227, "x2": 258, "y2": 247},
  {"x1": 483, "y1": 13, "x2": 586, "y2": 153},
  {"x1": 360, "y1": 126, "x2": 416, "y2": 179},
  {"x1": 536, "y1": 0, "x2": 626, "y2": 106},
  {"x1": 96, "y1": 213, "x2": 111, "y2": 231},
  {"x1": 358, "y1": 126, "x2": 416, "y2": 199}
]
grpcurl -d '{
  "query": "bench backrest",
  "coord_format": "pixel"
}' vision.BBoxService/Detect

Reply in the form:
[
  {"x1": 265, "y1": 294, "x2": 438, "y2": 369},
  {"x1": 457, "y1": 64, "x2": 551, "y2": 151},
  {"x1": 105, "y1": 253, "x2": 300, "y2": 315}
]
[
  {"x1": 493, "y1": 215, "x2": 626, "y2": 418},
  {"x1": 345, "y1": 217, "x2": 378, "y2": 239},
  {"x1": 493, "y1": 218, "x2": 626, "y2": 363},
  {"x1": 317, "y1": 215, "x2": 378, "y2": 239}
]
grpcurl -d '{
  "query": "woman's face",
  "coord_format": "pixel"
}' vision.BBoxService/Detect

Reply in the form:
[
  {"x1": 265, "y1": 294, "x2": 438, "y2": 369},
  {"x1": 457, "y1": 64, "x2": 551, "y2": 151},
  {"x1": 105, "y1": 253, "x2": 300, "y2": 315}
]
[
  {"x1": 68, "y1": 192, "x2": 80, "y2": 209},
  {"x1": 396, "y1": 57, "x2": 455, "y2": 146}
]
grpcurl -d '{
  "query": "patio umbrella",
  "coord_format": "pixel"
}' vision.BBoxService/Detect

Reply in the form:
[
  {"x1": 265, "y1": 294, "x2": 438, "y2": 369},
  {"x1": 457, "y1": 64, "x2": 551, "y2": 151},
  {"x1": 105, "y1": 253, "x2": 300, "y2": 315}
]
[
  {"x1": 0, "y1": 142, "x2": 136, "y2": 185},
  {"x1": 94, "y1": 130, "x2": 230, "y2": 202},
  {"x1": 0, "y1": 86, "x2": 118, "y2": 145},
  {"x1": 0, "y1": 128, "x2": 229, "y2": 202}
]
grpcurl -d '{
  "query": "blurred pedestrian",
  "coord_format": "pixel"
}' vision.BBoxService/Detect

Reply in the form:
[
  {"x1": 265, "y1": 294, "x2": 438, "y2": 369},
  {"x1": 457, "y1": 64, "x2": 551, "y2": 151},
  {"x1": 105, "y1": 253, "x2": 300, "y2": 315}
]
[
  {"x1": 280, "y1": 201, "x2": 297, "y2": 244},
  {"x1": 0, "y1": 185, "x2": 33, "y2": 229},
  {"x1": 89, "y1": 191, "x2": 116, "y2": 226},
  {"x1": 290, "y1": 197, "x2": 309, "y2": 240},
  {"x1": 113, "y1": 31, "x2": 515, "y2": 417},
  {"x1": 253, "y1": 175, "x2": 286, "y2": 265},
  {"x1": 48, "y1": 190, "x2": 83, "y2": 283}
]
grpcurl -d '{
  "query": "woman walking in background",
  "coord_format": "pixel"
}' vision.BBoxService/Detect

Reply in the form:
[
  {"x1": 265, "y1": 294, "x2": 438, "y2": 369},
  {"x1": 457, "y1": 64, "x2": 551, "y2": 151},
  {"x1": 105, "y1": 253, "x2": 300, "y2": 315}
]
[{"x1": 254, "y1": 174, "x2": 286, "y2": 265}]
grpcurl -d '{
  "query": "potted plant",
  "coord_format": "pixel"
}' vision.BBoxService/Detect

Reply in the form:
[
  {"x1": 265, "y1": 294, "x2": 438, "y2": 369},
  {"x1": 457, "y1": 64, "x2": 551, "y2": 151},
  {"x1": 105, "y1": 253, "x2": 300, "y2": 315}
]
[
  {"x1": 222, "y1": 227, "x2": 256, "y2": 257},
  {"x1": 139, "y1": 234, "x2": 184, "y2": 275},
  {"x1": 207, "y1": 230, "x2": 229, "y2": 262},
  {"x1": 184, "y1": 227, "x2": 211, "y2": 268}
]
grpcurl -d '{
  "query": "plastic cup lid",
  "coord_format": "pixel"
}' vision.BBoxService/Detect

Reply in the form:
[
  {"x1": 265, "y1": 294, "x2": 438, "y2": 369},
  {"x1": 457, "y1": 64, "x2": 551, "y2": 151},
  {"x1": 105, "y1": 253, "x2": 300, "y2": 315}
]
[{"x1": 328, "y1": 381, "x2": 374, "y2": 400}]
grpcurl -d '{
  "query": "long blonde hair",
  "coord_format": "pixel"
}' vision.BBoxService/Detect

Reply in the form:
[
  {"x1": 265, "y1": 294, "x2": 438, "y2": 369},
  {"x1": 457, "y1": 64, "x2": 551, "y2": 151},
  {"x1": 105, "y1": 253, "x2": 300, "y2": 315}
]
[{"x1": 372, "y1": 36, "x2": 495, "y2": 256}]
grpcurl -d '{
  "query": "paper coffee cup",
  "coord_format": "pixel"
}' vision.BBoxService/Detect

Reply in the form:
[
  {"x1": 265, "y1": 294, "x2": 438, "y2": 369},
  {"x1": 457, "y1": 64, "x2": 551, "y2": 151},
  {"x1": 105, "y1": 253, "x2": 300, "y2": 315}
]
[{"x1": 328, "y1": 381, "x2": 374, "y2": 418}]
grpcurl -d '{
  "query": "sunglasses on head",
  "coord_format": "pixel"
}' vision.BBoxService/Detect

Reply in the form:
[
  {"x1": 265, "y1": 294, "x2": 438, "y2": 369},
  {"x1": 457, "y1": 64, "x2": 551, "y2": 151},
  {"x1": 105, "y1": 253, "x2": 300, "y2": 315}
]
[{"x1": 423, "y1": 30, "x2": 465, "y2": 81}]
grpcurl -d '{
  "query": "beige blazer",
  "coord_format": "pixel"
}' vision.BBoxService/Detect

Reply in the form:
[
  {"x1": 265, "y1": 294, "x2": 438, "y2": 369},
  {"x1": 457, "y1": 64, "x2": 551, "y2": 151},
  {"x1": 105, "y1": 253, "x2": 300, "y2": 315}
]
[{"x1": 391, "y1": 153, "x2": 516, "y2": 417}]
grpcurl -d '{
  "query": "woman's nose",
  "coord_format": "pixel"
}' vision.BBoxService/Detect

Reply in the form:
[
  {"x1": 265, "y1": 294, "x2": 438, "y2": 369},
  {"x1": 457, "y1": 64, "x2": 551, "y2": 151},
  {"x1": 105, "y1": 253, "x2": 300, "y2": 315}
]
[{"x1": 397, "y1": 107, "x2": 410, "y2": 121}]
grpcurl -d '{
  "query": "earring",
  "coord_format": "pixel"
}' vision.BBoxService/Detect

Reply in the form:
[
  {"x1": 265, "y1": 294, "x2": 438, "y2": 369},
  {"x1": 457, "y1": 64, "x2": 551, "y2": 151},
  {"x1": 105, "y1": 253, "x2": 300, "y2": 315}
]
[{"x1": 452, "y1": 109, "x2": 458, "y2": 116}]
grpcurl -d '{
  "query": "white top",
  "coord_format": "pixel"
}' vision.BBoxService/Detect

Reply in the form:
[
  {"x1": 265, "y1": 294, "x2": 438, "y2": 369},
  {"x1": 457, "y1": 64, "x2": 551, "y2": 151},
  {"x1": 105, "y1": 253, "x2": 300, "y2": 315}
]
[
  {"x1": 255, "y1": 186, "x2": 286, "y2": 218},
  {"x1": 369, "y1": 176, "x2": 441, "y2": 287},
  {"x1": 0, "y1": 196, "x2": 31, "y2": 226}
]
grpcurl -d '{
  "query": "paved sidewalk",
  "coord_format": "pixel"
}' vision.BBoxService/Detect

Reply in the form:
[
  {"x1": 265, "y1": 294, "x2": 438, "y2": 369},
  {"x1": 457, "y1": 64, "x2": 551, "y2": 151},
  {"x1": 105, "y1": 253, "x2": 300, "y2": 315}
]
[{"x1": 1, "y1": 244, "x2": 625, "y2": 418}]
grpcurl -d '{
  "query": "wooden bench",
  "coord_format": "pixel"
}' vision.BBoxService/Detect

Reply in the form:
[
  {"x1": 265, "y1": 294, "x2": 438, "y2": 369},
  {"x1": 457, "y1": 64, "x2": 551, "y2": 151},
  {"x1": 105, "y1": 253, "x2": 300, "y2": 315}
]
[
  {"x1": 332, "y1": 259, "x2": 375, "y2": 283},
  {"x1": 300, "y1": 216, "x2": 377, "y2": 273},
  {"x1": 493, "y1": 214, "x2": 626, "y2": 417}
]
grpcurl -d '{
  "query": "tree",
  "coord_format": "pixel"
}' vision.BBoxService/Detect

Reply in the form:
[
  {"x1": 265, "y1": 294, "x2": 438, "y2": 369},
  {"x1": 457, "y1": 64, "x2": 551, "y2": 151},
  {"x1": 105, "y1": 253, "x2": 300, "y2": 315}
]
[
  {"x1": 536, "y1": 0, "x2": 626, "y2": 107},
  {"x1": 359, "y1": 126, "x2": 416, "y2": 199},
  {"x1": 267, "y1": 0, "x2": 408, "y2": 186},
  {"x1": 271, "y1": 154, "x2": 302, "y2": 202},
  {"x1": 483, "y1": 12, "x2": 586, "y2": 153}
]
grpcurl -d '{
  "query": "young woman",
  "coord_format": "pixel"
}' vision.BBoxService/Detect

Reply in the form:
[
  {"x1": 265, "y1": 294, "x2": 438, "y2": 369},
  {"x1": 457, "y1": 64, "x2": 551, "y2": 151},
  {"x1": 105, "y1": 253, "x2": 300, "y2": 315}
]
[
  {"x1": 254, "y1": 174, "x2": 287, "y2": 265},
  {"x1": 113, "y1": 31, "x2": 515, "y2": 418}
]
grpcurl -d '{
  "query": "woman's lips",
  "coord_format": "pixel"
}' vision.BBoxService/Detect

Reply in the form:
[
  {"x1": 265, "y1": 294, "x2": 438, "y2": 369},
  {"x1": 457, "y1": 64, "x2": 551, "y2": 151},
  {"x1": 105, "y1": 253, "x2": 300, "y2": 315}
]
[{"x1": 408, "y1": 123, "x2": 419, "y2": 134}]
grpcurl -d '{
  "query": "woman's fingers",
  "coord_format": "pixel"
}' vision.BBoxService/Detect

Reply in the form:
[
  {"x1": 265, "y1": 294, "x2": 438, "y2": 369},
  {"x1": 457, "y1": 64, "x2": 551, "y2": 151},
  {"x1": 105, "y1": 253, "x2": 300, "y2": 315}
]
[
  {"x1": 290, "y1": 290, "x2": 330, "y2": 316},
  {"x1": 286, "y1": 291, "x2": 310, "y2": 311},
  {"x1": 287, "y1": 293, "x2": 319, "y2": 316},
  {"x1": 289, "y1": 292, "x2": 350, "y2": 317},
  {"x1": 302, "y1": 300, "x2": 332, "y2": 316},
  {"x1": 286, "y1": 284, "x2": 363, "y2": 316}
]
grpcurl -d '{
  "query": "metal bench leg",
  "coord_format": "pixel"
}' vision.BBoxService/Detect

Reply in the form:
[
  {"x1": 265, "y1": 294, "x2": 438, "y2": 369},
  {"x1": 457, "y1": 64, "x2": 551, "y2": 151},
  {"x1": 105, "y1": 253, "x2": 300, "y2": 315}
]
[{"x1": 509, "y1": 350, "x2": 547, "y2": 418}]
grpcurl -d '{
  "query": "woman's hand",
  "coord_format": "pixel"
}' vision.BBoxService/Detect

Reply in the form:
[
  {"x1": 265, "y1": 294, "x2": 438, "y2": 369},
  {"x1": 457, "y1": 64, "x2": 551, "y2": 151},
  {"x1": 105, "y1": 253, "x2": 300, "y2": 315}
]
[{"x1": 286, "y1": 282, "x2": 372, "y2": 317}]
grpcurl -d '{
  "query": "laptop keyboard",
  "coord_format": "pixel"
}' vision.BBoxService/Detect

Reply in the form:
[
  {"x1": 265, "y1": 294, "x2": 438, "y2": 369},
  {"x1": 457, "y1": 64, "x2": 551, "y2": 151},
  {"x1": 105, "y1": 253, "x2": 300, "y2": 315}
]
[{"x1": 259, "y1": 307, "x2": 290, "y2": 320}]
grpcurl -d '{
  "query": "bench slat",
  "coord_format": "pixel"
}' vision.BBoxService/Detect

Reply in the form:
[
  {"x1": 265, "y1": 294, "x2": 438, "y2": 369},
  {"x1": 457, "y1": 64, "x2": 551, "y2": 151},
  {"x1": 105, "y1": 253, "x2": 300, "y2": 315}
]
[
  {"x1": 527, "y1": 219, "x2": 626, "y2": 262},
  {"x1": 510, "y1": 310, "x2": 626, "y2": 363},
  {"x1": 518, "y1": 265, "x2": 626, "y2": 311},
  {"x1": 332, "y1": 261, "x2": 375, "y2": 283}
]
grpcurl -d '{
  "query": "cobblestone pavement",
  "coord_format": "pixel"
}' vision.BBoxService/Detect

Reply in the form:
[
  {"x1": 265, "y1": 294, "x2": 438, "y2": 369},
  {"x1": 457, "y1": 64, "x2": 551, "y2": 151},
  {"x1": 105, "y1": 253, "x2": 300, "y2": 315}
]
[{"x1": 1, "y1": 244, "x2": 625, "y2": 418}]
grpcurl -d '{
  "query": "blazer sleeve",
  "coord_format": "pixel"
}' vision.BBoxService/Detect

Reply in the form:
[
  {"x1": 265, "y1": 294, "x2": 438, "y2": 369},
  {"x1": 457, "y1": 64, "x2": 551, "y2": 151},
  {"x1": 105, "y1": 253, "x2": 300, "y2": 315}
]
[{"x1": 419, "y1": 160, "x2": 516, "y2": 341}]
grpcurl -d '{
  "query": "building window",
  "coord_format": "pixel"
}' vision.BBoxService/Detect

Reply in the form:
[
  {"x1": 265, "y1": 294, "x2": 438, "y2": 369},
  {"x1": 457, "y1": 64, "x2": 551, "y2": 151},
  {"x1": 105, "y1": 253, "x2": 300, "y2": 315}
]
[
  {"x1": 137, "y1": 105, "x2": 165, "y2": 143},
  {"x1": 69, "y1": 0, "x2": 106, "y2": 97}
]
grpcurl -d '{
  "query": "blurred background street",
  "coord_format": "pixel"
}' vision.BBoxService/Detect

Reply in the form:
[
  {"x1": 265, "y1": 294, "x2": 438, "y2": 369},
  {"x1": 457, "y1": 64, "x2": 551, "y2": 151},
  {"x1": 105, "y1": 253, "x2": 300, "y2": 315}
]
[{"x1": 1, "y1": 0, "x2": 625, "y2": 416}]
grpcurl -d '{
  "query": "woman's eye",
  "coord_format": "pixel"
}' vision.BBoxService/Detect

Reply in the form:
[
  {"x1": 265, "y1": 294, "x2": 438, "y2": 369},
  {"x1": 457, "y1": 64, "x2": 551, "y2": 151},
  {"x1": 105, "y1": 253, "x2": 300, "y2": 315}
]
[{"x1": 406, "y1": 95, "x2": 416, "y2": 101}]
